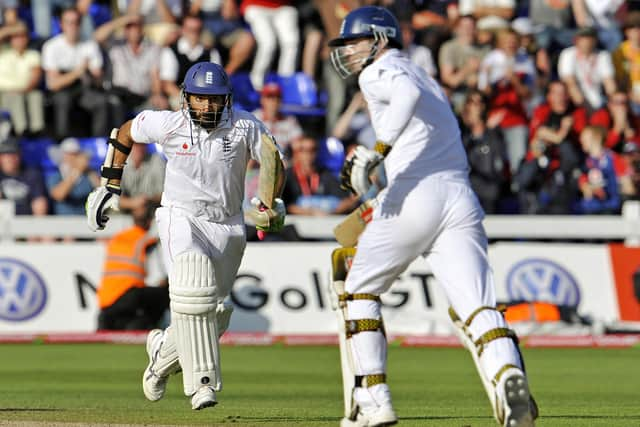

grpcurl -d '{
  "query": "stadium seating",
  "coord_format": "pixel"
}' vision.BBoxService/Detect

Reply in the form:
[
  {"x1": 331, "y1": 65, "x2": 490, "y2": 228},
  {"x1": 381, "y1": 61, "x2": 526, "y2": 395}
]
[
  {"x1": 316, "y1": 136, "x2": 345, "y2": 177},
  {"x1": 230, "y1": 72, "x2": 260, "y2": 112},
  {"x1": 19, "y1": 137, "x2": 57, "y2": 173},
  {"x1": 266, "y1": 72, "x2": 326, "y2": 116}
]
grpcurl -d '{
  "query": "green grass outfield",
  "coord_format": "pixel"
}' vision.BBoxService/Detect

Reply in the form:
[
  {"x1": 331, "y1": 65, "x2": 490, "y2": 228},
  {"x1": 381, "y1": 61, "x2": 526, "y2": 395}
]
[{"x1": 0, "y1": 344, "x2": 638, "y2": 427}]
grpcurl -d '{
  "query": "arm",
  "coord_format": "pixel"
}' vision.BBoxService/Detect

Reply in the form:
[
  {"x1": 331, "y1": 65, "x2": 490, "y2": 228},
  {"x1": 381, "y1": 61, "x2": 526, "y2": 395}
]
[
  {"x1": 94, "y1": 14, "x2": 140, "y2": 45},
  {"x1": 31, "y1": 196, "x2": 48, "y2": 216},
  {"x1": 45, "y1": 63, "x2": 87, "y2": 91},
  {"x1": 571, "y1": 0, "x2": 591, "y2": 27},
  {"x1": 24, "y1": 64, "x2": 42, "y2": 93},
  {"x1": 332, "y1": 92, "x2": 365, "y2": 139},
  {"x1": 562, "y1": 75, "x2": 585, "y2": 106},
  {"x1": 472, "y1": 6, "x2": 514, "y2": 20},
  {"x1": 156, "y1": 0, "x2": 177, "y2": 23}
]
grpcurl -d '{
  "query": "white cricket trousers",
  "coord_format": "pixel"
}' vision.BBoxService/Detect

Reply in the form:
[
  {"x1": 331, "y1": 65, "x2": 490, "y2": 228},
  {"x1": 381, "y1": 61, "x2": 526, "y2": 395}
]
[
  {"x1": 155, "y1": 206, "x2": 247, "y2": 300},
  {"x1": 243, "y1": 5, "x2": 300, "y2": 89},
  {"x1": 345, "y1": 175, "x2": 521, "y2": 404}
]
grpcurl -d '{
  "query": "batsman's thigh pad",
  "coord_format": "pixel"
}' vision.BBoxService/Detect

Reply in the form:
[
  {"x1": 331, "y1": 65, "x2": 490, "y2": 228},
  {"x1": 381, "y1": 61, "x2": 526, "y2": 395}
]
[{"x1": 170, "y1": 252, "x2": 221, "y2": 396}]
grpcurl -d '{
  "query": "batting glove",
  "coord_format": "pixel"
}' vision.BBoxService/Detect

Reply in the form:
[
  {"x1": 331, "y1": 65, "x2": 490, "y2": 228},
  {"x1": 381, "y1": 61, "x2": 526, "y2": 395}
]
[
  {"x1": 343, "y1": 146, "x2": 384, "y2": 197},
  {"x1": 247, "y1": 197, "x2": 286, "y2": 233},
  {"x1": 86, "y1": 185, "x2": 121, "y2": 231}
]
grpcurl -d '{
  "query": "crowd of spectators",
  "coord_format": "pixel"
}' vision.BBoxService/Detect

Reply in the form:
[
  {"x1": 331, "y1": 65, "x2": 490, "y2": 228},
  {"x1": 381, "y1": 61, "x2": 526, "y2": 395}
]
[{"x1": 1, "y1": 0, "x2": 640, "y2": 224}]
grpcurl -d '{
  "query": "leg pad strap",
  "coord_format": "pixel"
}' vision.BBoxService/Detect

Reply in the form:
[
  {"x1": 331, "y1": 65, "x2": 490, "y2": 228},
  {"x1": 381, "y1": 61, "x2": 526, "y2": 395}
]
[
  {"x1": 345, "y1": 318, "x2": 384, "y2": 338},
  {"x1": 355, "y1": 374, "x2": 386, "y2": 388}
]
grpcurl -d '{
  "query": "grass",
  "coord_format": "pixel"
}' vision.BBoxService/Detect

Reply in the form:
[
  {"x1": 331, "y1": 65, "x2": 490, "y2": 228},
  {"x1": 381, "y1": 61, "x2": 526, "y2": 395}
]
[{"x1": 0, "y1": 344, "x2": 638, "y2": 426}]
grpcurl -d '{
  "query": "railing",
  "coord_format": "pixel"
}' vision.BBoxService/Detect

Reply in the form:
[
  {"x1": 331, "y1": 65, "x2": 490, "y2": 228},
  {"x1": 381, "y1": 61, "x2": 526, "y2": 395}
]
[{"x1": 2, "y1": 200, "x2": 640, "y2": 245}]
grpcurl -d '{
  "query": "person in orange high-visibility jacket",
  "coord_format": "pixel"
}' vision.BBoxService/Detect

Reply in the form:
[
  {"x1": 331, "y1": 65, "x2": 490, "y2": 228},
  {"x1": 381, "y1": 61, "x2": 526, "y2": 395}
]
[{"x1": 97, "y1": 203, "x2": 169, "y2": 330}]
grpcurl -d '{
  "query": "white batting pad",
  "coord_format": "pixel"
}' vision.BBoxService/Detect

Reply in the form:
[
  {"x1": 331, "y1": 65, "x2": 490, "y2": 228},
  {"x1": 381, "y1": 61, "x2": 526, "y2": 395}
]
[
  {"x1": 153, "y1": 326, "x2": 180, "y2": 377},
  {"x1": 170, "y1": 252, "x2": 221, "y2": 396}
]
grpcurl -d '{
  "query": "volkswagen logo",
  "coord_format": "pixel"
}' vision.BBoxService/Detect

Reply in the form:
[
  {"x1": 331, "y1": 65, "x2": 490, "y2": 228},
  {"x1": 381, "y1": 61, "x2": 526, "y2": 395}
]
[
  {"x1": 0, "y1": 258, "x2": 47, "y2": 321},
  {"x1": 506, "y1": 258, "x2": 580, "y2": 306}
]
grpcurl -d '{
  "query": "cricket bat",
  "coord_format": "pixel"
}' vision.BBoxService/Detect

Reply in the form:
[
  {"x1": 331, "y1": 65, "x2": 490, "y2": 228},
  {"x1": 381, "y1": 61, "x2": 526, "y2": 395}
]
[
  {"x1": 333, "y1": 198, "x2": 378, "y2": 247},
  {"x1": 256, "y1": 133, "x2": 283, "y2": 240}
]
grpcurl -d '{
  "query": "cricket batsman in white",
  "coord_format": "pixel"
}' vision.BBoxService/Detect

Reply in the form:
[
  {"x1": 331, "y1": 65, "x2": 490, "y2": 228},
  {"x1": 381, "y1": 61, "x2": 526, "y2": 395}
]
[
  {"x1": 85, "y1": 61, "x2": 286, "y2": 410},
  {"x1": 328, "y1": 6, "x2": 537, "y2": 427}
]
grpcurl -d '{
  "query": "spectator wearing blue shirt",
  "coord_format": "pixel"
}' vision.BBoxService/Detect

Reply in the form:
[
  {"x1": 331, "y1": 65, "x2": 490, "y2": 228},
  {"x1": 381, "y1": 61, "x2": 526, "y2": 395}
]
[
  {"x1": 0, "y1": 137, "x2": 48, "y2": 216},
  {"x1": 46, "y1": 137, "x2": 100, "y2": 215},
  {"x1": 577, "y1": 125, "x2": 622, "y2": 214}
]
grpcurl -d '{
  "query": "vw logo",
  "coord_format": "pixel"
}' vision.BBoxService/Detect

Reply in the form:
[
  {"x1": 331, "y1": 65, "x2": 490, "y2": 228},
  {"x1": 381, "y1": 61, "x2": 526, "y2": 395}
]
[
  {"x1": 506, "y1": 258, "x2": 580, "y2": 306},
  {"x1": 0, "y1": 258, "x2": 47, "y2": 321}
]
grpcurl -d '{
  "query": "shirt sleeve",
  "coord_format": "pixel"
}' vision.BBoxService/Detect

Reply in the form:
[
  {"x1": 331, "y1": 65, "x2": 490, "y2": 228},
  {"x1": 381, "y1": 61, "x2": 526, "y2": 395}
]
[
  {"x1": 361, "y1": 67, "x2": 421, "y2": 146},
  {"x1": 85, "y1": 41, "x2": 103, "y2": 71},
  {"x1": 159, "y1": 47, "x2": 178, "y2": 82},
  {"x1": 557, "y1": 48, "x2": 575, "y2": 79},
  {"x1": 130, "y1": 110, "x2": 176, "y2": 145},
  {"x1": 40, "y1": 40, "x2": 55, "y2": 71},
  {"x1": 597, "y1": 51, "x2": 615, "y2": 79}
]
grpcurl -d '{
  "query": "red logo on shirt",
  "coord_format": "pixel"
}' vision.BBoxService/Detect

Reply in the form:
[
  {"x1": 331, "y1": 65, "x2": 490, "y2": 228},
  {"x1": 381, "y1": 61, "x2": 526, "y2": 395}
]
[{"x1": 182, "y1": 143, "x2": 188, "y2": 149}]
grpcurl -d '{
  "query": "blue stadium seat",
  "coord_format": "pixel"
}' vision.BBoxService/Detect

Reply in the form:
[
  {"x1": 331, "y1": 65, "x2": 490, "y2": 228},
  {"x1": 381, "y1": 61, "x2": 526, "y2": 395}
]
[
  {"x1": 267, "y1": 73, "x2": 326, "y2": 117},
  {"x1": 77, "y1": 137, "x2": 109, "y2": 172},
  {"x1": 19, "y1": 137, "x2": 57, "y2": 173},
  {"x1": 316, "y1": 137, "x2": 345, "y2": 177},
  {"x1": 230, "y1": 72, "x2": 260, "y2": 112}
]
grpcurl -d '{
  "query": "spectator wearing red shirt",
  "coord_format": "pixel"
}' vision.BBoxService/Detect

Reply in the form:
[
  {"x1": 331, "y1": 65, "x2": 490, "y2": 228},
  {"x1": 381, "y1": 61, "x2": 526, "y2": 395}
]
[
  {"x1": 478, "y1": 28, "x2": 535, "y2": 173},
  {"x1": 589, "y1": 91, "x2": 640, "y2": 152}
]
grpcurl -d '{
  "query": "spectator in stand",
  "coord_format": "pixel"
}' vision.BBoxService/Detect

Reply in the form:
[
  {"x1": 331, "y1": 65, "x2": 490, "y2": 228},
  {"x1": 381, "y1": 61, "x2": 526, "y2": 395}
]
[
  {"x1": 529, "y1": 80, "x2": 588, "y2": 157},
  {"x1": 576, "y1": 125, "x2": 622, "y2": 214},
  {"x1": 282, "y1": 135, "x2": 358, "y2": 216},
  {"x1": 400, "y1": 18, "x2": 436, "y2": 77},
  {"x1": 612, "y1": 12, "x2": 640, "y2": 114},
  {"x1": 252, "y1": 81, "x2": 303, "y2": 158},
  {"x1": 94, "y1": 14, "x2": 168, "y2": 125},
  {"x1": 558, "y1": 26, "x2": 617, "y2": 113},
  {"x1": 478, "y1": 28, "x2": 536, "y2": 174},
  {"x1": 590, "y1": 90, "x2": 640, "y2": 152},
  {"x1": 32, "y1": 0, "x2": 96, "y2": 42},
  {"x1": 118, "y1": 142, "x2": 166, "y2": 212},
  {"x1": 42, "y1": 7, "x2": 109, "y2": 139},
  {"x1": 46, "y1": 137, "x2": 100, "y2": 215},
  {"x1": 188, "y1": 0, "x2": 256, "y2": 75},
  {"x1": 529, "y1": 0, "x2": 575, "y2": 64},
  {"x1": 459, "y1": 90, "x2": 510, "y2": 214},
  {"x1": 571, "y1": 0, "x2": 625, "y2": 52},
  {"x1": 240, "y1": 0, "x2": 299, "y2": 89},
  {"x1": 458, "y1": 0, "x2": 515, "y2": 20},
  {"x1": 0, "y1": 1, "x2": 17, "y2": 27},
  {"x1": 439, "y1": 15, "x2": 485, "y2": 112},
  {"x1": 96, "y1": 202, "x2": 169, "y2": 330},
  {"x1": 0, "y1": 21, "x2": 45, "y2": 137},
  {"x1": 618, "y1": 141, "x2": 640, "y2": 200},
  {"x1": 160, "y1": 13, "x2": 222, "y2": 110},
  {"x1": 512, "y1": 16, "x2": 549, "y2": 110},
  {"x1": 0, "y1": 137, "x2": 48, "y2": 216},
  {"x1": 121, "y1": 0, "x2": 183, "y2": 46},
  {"x1": 516, "y1": 83, "x2": 584, "y2": 214},
  {"x1": 332, "y1": 91, "x2": 376, "y2": 150}
]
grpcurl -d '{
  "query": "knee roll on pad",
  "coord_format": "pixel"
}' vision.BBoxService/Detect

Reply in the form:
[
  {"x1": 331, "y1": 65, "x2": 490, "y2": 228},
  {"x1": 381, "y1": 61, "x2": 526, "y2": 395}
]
[{"x1": 170, "y1": 252, "x2": 222, "y2": 396}]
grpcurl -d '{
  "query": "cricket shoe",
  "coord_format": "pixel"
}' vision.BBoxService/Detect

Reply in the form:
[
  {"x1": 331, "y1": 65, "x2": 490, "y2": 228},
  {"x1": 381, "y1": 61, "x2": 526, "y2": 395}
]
[
  {"x1": 191, "y1": 385, "x2": 217, "y2": 410},
  {"x1": 142, "y1": 329, "x2": 168, "y2": 402},
  {"x1": 496, "y1": 368, "x2": 535, "y2": 427},
  {"x1": 340, "y1": 404, "x2": 398, "y2": 427}
]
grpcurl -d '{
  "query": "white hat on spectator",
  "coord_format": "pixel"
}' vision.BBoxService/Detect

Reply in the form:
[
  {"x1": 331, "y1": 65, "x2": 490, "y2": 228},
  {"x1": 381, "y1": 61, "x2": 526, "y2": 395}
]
[
  {"x1": 60, "y1": 138, "x2": 81, "y2": 154},
  {"x1": 511, "y1": 17, "x2": 538, "y2": 36},
  {"x1": 476, "y1": 15, "x2": 509, "y2": 31}
]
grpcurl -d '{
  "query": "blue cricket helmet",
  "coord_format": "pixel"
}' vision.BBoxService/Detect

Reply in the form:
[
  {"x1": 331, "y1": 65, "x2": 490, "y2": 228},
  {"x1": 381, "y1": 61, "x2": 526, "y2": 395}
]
[
  {"x1": 181, "y1": 62, "x2": 233, "y2": 130},
  {"x1": 182, "y1": 62, "x2": 232, "y2": 96},
  {"x1": 328, "y1": 6, "x2": 402, "y2": 49}
]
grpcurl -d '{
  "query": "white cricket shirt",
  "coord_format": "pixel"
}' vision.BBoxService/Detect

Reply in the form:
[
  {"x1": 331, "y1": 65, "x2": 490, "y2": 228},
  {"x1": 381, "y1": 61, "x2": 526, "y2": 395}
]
[
  {"x1": 359, "y1": 49, "x2": 469, "y2": 183},
  {"x1": 131, "y1": 108, "x2": 277, "y2": 222}
]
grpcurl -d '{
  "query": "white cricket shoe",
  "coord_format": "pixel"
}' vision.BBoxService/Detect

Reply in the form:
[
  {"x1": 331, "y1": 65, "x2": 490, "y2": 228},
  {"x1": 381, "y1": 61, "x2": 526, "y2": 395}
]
[
  {"x1": 142, "y1": 329, "x2": 168, "y2": 402},
  {"x1": 191, "y1": 385, "x2": 217, "y2": 410},
  {"x1": 497, "y1": 368, "x2": 535, "y2": 427},
  {"x1": 340, "y1": 404, "x2": 398, "y2": 427}
]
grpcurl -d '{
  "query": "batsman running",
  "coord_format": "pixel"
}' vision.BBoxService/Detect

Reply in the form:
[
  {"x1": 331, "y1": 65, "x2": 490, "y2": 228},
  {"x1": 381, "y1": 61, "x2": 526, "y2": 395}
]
[
  {"x1": 85, "y1": 61, "x2": 285, "y2": 410},
  {"x1": 328, "y1": 6, "x2": 537, "y2": 427}
]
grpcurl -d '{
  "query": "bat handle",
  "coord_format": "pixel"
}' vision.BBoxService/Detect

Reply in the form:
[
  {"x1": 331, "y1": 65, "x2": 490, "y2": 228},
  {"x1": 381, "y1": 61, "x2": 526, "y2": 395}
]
[{"x1": 257, "y1": 205, "x2": 267, "y2": 240}]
